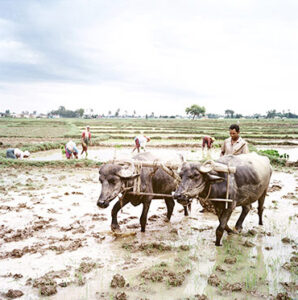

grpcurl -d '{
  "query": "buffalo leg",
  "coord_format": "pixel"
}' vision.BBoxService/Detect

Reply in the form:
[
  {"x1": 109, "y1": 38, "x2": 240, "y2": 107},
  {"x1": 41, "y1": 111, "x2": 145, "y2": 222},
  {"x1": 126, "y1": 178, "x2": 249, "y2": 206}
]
[
  {"x1": 215, "y1": 208, "x2": 233, "y2": 246},
  {"x1": 258, "y1": 191, "x2": 266, "y2": 225},
  {"x1": 225, "y1": 225, "x2": 237, "y2": 235},
  {"x1": 184, "y1": 202, "x2": 192, "y2": 216},
  {"x1": 165, "y1": 198, "x2": 175, "y2": 220},
  {"x1": 140, "y1": 200, "x2": 152, "y2": 232},
  {"x1": 111, "y1": 199, "x2": 129, "y2": 231},
  {"x1": 215, "y1": 203, "x2": 235, "y2": 235},
  {"x1": 235, "y1": 204, "x2": 251, "y2": 232}
]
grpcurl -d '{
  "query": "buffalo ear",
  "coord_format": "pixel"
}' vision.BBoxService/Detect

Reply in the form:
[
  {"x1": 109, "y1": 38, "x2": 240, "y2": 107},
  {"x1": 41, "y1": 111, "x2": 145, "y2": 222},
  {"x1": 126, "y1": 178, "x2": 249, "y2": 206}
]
[{"x1": 206, "y1": 174, "x2": 224, "y2": 184}]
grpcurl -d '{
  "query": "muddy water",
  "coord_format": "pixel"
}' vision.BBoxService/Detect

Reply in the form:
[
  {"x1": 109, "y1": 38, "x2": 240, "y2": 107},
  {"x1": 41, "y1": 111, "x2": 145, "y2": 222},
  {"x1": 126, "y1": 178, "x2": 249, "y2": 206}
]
[
  {"x1": 30, "y1": 147, "x2": 221, "y2": 162},
  {"x1": 0, "y1": 168, "x2": 297, "y2": 300}
]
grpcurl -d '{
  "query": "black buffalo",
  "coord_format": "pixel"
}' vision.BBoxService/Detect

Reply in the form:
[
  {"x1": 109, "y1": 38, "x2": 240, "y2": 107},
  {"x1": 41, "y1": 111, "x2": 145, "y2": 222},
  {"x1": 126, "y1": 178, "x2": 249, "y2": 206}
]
[
  {"x1": 97, "y1": 152, "x2": 189, "y2": 232},
  {"x1": 174, "y1": 153, "x2": 272, "y2": 246}
]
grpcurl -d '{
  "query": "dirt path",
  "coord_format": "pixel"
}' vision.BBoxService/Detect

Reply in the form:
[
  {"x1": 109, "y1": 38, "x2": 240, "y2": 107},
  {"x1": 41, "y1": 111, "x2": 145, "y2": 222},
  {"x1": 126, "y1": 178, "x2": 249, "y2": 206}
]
[{"x1": 0, "y1": 167, "x2": 297, "y2": 299}]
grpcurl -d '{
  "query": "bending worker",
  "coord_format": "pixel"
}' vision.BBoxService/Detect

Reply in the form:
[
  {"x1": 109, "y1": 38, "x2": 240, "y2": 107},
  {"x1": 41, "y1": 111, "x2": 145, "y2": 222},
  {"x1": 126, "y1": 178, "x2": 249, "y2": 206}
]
[
  {"x1": 6, "y1": 148, "x2": 30, "y2": 159},
  {"x1": 65, "y1": 141, "x2": 79, "y2": 159},
  {"x1": 132, "y1": 135, "x2": 150, "y2": 153},
  {"x1": 202, "y1": 135, "x2": 215, "y2": 150}
]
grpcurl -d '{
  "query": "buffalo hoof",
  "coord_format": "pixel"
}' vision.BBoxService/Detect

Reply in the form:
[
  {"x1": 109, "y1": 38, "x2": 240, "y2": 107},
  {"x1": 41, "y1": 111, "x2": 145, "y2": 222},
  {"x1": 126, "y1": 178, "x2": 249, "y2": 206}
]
[
  {"x1": 111, "y1": 224, "x2": 120, "y2": 232},
  {"x1": 234, "y1": 227, "x2": 242, "y2": 233},
  {"x1": 227, "y1": 229, "x2": 237, "y2": 235},
  {"x1": 215, "y1": 241, "x2": 222, "y2": 247}
]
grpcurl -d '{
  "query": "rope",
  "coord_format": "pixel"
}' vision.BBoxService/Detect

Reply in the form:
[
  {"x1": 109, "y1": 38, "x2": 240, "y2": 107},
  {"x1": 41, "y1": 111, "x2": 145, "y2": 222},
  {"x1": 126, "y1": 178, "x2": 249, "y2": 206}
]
[
  {"x1": 198, "y1": 184, "x2": 212, "y2": 203},
  {"x1": 185, "y1": 183, "x2": 205, "y2": 198}
]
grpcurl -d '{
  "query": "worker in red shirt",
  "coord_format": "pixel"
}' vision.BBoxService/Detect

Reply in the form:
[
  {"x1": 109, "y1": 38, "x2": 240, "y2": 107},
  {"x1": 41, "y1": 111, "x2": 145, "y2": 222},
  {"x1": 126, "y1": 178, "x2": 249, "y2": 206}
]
[
  {"x1": 202, "y1": 135, "x2": 215, "y2": 152},
  {"x1": 81, "y1": 126, "x2": 91, "y2": 158}
]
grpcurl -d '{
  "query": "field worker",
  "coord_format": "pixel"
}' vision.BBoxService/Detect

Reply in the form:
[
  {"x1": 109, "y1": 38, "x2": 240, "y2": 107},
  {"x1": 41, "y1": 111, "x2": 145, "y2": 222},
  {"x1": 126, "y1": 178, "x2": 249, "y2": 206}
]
[
  {"x1": 6, "y1": 148, "x2": 30, "y2": 159},
  {"x1": 221, "y1": 124, "x2": 249, "y2": 156},
  {"x1": 132, "y1": 135, "x2": 151, "y2": 153},
  {"x1": 81, "y1": 125, "x2": 92, "y2": 158},
  {"x1": 65, "y1": 141, "x2": 79, "y2": 159},
  {"x1": 202, "y1": 136, "x2": 215, "y2": 150}
]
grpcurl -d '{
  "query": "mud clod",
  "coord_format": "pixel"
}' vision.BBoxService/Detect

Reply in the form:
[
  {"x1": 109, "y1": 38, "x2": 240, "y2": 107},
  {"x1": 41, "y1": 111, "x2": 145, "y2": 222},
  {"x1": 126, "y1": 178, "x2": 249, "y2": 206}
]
[
  {"x1": 170, "y1": 228, "x2": 178, "y2": 234},
  {"x1": 280, "y1": 281, "x2": 298, "y2": 293},
  {"x1": 40, "y1": 285, "x2": 57, "y2": 296},
  {"x1": 58, "y1": 282, "x2": 67, "y2": 287},
  {"x1": 122, "y1": 242, "x2": 172, "y2": 254},
  {"x1": 243, "y1": 229, "x2": 257, "y2": 237},
  {"x1": 224, "y1": 257, "x2": 237, "y2": 264},
  {"x1": 77, "y1": 261, "x2": 97, "y2": 273},
  {"x1": 207, "y1": 273, "x2": 220, "y2": 287},
  {"x1": 223, "y1": 282, "x2": 242, "y2": 292},
  {"x1": 111, "y1": 274, "x2": 126, "y2": 288},
  {"x1": 215, "y1": 265, "x2": 226, "y2": 273},
  {"x1": 194, "y1": 295, "x2": 209, "y2": 300},
  {"x1": 140, "y1": 268, "x2": 186, "y2": 286},
  {"x1": 268, "y1": 184, "x2": 282, "y2": 192},
  {"x1": 274, "y1": 292, "x2": 291, "y2": 300},
  {"x1": 243, "y1": 240, "x2": 255, "y2": 248},
  {"x1": 4, "y1": 289, "x2": 24, "y2": 298},
  {"x1": 167, "y1": 272, "x2": 185, "y2": 286},
  {"x1": 114, "y1": 291, "x2": 127, "y2": 300},
  {"x1": 281, "y1": 237, "x2": 291, "y2": 244},
  {"x1": 179, "y1": 245, "x2": 190, "y2": 251}
]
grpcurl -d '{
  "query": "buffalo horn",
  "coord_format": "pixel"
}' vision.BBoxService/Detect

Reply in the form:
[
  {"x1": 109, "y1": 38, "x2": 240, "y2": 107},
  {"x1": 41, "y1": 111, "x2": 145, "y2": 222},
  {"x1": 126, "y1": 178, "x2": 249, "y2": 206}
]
[{"x1": 199, "y1": 160, "x2": 215, "y2": 173}]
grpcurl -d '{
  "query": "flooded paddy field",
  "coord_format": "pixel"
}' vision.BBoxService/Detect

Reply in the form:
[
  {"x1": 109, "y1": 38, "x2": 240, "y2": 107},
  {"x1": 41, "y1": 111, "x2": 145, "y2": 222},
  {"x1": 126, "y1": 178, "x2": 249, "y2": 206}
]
[
  {"x1": 0, "y1": 166, "x2": 297, "y2": 300},
  {"x1": 29, "y1": 147, "x2": 221, "y2": 163},
  {"x1": 0, "y1": 118, "x2": 297, "y2": 299}
]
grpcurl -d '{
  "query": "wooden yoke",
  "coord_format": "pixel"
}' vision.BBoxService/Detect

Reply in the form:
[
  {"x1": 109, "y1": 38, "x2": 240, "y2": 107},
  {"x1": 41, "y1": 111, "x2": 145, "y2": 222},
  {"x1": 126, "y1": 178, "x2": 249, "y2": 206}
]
[
  {"x1": 130, "y1": 160, "x2": 181, "y2": 196},
  {"x1": 207, "y1": 162, "x2": 236, "y2": 208}
]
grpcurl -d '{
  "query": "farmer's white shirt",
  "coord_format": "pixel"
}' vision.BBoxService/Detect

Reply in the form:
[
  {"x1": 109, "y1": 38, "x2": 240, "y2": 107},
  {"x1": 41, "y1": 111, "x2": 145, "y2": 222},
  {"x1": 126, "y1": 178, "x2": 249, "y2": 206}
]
[
  {"x1": 221, "y1": 137, "x2": 249, "y2": 156},
  {"x1": 66, "y1": 141, "x2": 75, "y2": 152},
  {"x1": 14, "y1": 148, "x2": 24, "y2": 159},
  {"x1": 136, "y1": 135, "x2": 147, "y2": 147}
]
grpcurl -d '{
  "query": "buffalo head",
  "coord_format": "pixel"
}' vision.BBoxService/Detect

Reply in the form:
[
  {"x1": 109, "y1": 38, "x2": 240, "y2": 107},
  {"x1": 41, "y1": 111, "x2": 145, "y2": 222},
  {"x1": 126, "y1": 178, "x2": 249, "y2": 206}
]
[
  {"x1": 97, "y1": 161, "x2": 139, "y2": 208},
  {"x1": 174, "y1": 161, "x2": 223, "y2": 206}
]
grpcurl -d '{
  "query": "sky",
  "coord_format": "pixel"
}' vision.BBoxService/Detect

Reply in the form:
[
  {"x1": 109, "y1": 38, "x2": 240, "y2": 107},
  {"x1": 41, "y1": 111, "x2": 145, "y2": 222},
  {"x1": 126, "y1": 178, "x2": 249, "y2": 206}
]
[{"x1": 0, "y1": 0, "x2": 297, "y2": 116}]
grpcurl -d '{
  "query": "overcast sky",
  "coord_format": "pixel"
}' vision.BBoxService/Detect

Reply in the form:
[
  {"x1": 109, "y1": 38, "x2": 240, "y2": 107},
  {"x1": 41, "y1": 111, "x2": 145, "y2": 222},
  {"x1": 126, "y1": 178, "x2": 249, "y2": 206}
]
[{"x1": 0, "y1": 0, "x2": 297, "y2": 116}]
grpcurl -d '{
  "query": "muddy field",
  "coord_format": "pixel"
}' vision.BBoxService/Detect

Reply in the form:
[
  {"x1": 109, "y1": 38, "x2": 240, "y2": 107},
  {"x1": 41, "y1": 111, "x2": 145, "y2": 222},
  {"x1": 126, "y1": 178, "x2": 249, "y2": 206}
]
[
  {"x1": 0, "y1": 165, "x2": 297, "y2": 300},
  {"x1": 0, "y1": 118, "x2": 297, "y2": 299}
]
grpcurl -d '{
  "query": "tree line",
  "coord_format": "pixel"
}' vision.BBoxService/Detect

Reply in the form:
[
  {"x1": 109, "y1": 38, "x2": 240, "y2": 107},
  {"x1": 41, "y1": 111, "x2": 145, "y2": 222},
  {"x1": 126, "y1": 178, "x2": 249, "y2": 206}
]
[
  {"x1": 185, "y1": 105, "x2": 298, "y2": 119},
  {"x1": 1, "y1": 106, "x2": 297, "y2": 119}
]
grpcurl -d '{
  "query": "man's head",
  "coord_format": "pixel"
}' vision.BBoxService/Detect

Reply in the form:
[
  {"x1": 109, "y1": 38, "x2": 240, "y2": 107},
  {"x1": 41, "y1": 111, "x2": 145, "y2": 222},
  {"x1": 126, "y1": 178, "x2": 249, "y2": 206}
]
[
  {"x1": 229, "y1": 124, "x2": 240, "y2": 141},
  {"x1": 86, "y1": 126, "x2": 90, "y2": 132}
]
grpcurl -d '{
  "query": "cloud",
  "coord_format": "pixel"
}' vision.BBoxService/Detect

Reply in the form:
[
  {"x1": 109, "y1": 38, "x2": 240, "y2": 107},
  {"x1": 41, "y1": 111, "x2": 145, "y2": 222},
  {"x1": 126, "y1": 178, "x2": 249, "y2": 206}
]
[{"x1": 0, "y1": 0, "x2": 297, "y2": 115}]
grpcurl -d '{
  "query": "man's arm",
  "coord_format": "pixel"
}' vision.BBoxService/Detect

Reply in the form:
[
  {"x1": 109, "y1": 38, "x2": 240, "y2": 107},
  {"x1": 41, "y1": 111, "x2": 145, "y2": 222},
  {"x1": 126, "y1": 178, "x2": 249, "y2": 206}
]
[
  {"x1": 220, "y1": 141, "x2": 225, "y2": 156},
  {"x1": 242, "y1": 142, "x2": 249, "y2": 154}
]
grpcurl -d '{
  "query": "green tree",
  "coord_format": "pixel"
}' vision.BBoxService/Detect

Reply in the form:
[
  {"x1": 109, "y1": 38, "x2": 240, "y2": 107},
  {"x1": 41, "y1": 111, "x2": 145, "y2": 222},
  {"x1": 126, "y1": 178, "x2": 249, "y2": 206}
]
[
  {"x1": 185, "y1": 104, "x2": 206, "y2": 119},
  {"x1": 75, "y1": 108, "x2": 84, "y2": 118},
  {"x1": 266, "y1": 109, "x2": 277, "y2": 118},
  {"x1": 225, "y1": 109, "x2": 234, "y2": 118}
]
